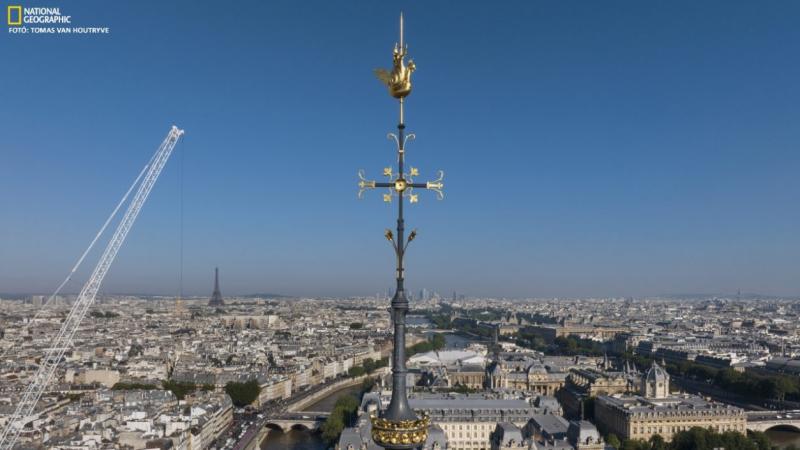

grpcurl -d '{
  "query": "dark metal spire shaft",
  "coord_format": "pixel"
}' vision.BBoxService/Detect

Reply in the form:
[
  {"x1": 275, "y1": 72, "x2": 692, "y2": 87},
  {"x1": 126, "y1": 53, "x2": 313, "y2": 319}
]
[
  {"x1": 385, "y1": 120, "x2": 415, "y2": 421},
  {"x1": 358, "y1": 14, "x2": 444, "y2": 450}
]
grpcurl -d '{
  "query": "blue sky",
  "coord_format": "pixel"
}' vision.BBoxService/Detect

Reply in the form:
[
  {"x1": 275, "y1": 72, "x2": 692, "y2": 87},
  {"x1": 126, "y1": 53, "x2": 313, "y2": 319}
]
[{"x1": 1, "y1": 1, "x2": 799, "y2": 298}]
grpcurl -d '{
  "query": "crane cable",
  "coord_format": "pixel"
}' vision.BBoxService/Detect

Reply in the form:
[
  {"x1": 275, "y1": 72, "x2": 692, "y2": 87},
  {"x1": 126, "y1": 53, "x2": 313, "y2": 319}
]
[
  {"x1": 0, "y1": 154, "x2": 156, "y2": 360},
  {"x1": 180, "y1": 132, "x2": 184, "y2": 305}
]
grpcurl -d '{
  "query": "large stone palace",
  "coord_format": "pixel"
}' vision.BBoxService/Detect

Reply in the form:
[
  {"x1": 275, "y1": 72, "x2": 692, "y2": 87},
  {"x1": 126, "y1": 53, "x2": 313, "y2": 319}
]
[
  {"x1": 486, "y1": 353, "x2": 567, "y2": 396},
  {"x1": 594, "y1": 362, "x2": 746, "y2": 442}
]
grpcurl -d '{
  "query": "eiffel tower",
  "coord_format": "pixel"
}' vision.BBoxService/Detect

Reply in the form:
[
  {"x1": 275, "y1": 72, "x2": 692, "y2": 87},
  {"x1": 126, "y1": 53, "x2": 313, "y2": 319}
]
[{"x1": 208, "y1": 267, "x2": 225, "y2": 307}]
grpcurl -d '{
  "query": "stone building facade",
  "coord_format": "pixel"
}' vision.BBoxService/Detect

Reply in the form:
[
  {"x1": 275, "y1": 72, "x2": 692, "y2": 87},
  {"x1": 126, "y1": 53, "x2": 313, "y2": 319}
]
[
  {"x1": 486, "y1": 354, "x2": 566, "y2": 396},
  {"x1": 409, "y1": 397, "x2": 537, "y2": 450},
  {"x1": 594, "y1": 362, "x2": 746, "y2": 442}
]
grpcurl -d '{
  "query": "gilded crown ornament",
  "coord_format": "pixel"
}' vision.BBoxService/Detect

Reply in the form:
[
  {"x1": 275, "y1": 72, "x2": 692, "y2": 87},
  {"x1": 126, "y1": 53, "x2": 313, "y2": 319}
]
[{"x1": 371, "y1": 415, "x2": 431, "y2": 448}]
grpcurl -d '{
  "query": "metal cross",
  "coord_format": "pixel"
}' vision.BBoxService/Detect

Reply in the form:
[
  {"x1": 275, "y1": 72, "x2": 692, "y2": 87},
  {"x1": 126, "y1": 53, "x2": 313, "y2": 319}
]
[
  {"x1": 357, "y1": 125, "x2": 445, "y2": 280},
  {"x1": 356, "y1": 13, "x2": 444, "y2": 450}
]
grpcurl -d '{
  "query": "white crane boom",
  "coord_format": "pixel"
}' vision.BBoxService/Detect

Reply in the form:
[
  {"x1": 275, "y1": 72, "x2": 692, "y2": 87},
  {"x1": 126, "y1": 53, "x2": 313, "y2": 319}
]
[{"x1": 0, "y1": 126, "x2": 184, "y2": 450}]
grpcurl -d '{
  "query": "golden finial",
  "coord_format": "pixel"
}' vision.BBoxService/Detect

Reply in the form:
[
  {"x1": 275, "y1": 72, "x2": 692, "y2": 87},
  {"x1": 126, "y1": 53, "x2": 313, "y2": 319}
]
[{"x1": 374, "y1": 12, "x2": 416, "y2": 100}]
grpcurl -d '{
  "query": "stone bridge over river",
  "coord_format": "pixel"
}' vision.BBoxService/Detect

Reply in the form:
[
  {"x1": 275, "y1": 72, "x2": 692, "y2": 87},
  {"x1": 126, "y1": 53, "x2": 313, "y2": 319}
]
[
  {"x1": 747, "y1": 410, "x2": 800, "y2": 433},
  {"x1": 264, "y1": 412, "x2": 329, "y2": 433}
]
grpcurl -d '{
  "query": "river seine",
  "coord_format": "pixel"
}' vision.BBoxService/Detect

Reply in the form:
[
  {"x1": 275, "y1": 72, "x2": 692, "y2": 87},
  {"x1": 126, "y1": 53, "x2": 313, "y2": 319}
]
[{"x1": 260, "y1": 384, "x2": 363, "y2": 450}]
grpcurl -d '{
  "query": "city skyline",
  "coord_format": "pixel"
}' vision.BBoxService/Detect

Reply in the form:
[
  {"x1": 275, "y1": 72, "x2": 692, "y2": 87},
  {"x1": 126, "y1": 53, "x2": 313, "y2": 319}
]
[{"x1": 3, "y1": 1, "x2": 800, "y2": 298}]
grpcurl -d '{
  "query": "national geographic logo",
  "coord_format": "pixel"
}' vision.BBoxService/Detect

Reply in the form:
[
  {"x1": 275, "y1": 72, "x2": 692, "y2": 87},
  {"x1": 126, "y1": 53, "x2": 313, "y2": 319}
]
[
  {"x1": 7, "y1": 5, "x2": 22, "y2": 25},
  {"x1": 7, "y1": 5, "x2": 110, "y2": 34}
]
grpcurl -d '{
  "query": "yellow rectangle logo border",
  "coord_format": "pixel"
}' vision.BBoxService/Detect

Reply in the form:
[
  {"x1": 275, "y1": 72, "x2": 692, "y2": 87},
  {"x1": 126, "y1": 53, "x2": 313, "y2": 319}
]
[{"x1": 8, "y1": 5, "x2": 23, "y2": 26}]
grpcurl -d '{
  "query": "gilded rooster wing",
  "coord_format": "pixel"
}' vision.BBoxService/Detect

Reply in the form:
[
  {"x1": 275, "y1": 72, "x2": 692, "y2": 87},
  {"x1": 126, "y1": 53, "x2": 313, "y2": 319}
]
[{"x1": 374, "y1": 68, "x2": 392, "y2": 86}]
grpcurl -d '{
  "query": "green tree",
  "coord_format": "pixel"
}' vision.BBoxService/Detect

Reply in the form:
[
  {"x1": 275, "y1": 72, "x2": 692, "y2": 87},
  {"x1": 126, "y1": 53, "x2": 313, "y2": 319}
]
[
  {"x1": 649, "y1": 434, "x2": 667, "y2": 450},
  {"x1": 606, "y1": 434, "x2": 621, "y2": 450},
  {"x1": 430, "y1": 333, "x2": 446, "y2": 350},
  {"x1": 321, "y1": 412, "x2": 344, "y2": 443},
  {"x1": 748, "y1": 431, "x2": 773, "y2": 450},
  {"x1": 621, "y1": 439, "x2": 649, "y2": 450},
  {"x1": 321, "y1": 394, "x2": 360, "y2": 443},
  {"x1": 113, "y1": 382, "x2": 159, "y2": 390},
  {"x1": 671, "y1": 427, "x2": 712, "y2": 450},
  {"x1": 348, "y1": 366, "x2": 366, "y2": 377},
  {"x1": 224, "y1": 380, "x2": 261, "y2": 407},
  {"x1": 361, "y1": 377, "x2": 376, "y2": 392},
  {"x1": 162, "y1": 380, "x2": 198, "y2": 400},
  {"x1": 774, "y1": 376, "x2": 797, "y2": 401}
]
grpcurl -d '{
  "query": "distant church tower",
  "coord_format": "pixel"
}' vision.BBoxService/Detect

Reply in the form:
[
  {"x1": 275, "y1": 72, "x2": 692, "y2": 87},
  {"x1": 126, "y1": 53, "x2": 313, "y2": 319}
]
[
  {"x1": 642, "y1": 361, "x2": 669, "y2": 399},
  {"x1": 208, "y1": 267, "x2": 225, "y2": 306}
]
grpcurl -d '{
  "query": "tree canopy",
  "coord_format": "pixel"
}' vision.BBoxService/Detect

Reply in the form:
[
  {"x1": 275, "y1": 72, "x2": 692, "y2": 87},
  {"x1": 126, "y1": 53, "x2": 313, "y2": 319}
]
[
  {"x1": 321, "y1": 394, "x2": 360, "y2": 443},
  {"x1": 224, "y1": 379, "x2": 261, "y2": 407},
  {"x1": 616, "y1": 428, "x2": 774, "y2": 450}
]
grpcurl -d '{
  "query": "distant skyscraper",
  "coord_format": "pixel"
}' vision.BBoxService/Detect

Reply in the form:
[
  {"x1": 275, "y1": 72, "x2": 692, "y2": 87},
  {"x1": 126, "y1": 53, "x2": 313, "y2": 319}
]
[
  {"x1": 208, "y1": 267, "x2": 224, "y2": 307},
  {"x1": 419, "y1": 288, "x2": 430, "y2": 302}
]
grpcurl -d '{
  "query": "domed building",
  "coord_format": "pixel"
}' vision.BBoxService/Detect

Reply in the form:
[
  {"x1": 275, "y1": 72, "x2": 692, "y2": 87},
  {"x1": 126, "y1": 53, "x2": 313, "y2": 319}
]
[
  {"x1": 594, "y1": 361, "x2": 746, "y2": 442},
  {"x1": 642, "y1": 362, "x2": 669, "y2": 399}
]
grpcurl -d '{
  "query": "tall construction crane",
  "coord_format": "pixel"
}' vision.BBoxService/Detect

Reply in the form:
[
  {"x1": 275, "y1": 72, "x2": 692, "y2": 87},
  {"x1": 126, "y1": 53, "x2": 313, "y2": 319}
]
[{"x1": 0, "y1": 126, "x2": 185, "y2": 450}]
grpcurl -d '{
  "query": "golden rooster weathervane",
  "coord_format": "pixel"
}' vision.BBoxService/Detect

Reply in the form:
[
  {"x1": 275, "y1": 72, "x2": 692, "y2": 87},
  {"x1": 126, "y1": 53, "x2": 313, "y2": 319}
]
[
  {"x1": 358, "y1": 13, "x2": 445, "y2": 450},
  {"x1": 374, "y1": 12, "x2": 416, "y2": 100}
]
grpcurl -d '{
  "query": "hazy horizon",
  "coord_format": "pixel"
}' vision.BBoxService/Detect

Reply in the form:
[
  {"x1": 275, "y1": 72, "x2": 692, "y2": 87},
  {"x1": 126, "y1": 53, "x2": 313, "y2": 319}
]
[{"x1": 3, "y1": 287, "x2": 798, "y2": 301}]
